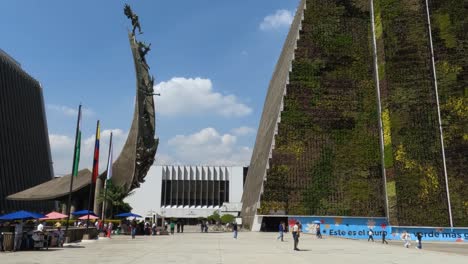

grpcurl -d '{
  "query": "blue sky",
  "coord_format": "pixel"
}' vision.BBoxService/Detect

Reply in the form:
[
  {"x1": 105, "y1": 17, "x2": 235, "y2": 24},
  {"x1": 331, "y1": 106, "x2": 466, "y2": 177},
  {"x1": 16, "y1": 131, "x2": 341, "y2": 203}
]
[{"x1": 1, "y1": 0, "x2": 298, "y2": 175}]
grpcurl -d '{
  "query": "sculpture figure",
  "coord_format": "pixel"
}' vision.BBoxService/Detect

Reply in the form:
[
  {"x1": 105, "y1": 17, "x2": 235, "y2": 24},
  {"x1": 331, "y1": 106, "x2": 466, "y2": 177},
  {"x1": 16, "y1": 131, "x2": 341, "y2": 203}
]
[
  {"x1": 137, "y1": 41, "x2": 151, "y2": 69},
  {"x1": 124, "y1": 4, "x2": 142, "y2": 35}
]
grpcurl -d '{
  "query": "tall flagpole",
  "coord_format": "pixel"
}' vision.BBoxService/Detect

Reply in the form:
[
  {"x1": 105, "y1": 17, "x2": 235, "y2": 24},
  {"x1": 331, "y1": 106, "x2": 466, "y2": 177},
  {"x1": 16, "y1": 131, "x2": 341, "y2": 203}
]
[
  {"x1": 65, "y1": 104, "x2": 82, "y2": 240},
  {"x1": 86, "y1": 120, "x2": 100, "y2": 235},
  {"x1": 102, "y1": 132, "x2": 113, "y2": 226},
  {"x1": 370, "y1": 0, "x2": 390, "y2": 223},
  {"x1": 424, "y1": 0, "x2": 453, "y2": 227}
]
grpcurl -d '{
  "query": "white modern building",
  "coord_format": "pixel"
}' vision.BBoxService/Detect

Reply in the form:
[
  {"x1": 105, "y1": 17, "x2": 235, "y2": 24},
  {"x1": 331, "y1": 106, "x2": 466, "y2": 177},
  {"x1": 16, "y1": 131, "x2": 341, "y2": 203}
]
[{"x1": 126, "y1": 165, "x2": 246, "y2": 221}]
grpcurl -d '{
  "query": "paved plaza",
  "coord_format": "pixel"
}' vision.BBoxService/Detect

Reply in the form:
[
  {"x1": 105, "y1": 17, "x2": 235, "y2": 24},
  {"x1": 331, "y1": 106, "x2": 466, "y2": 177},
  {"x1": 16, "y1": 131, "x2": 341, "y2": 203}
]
[{"x1": 1, "y1": 232, "x2": 467, "y2": 264}]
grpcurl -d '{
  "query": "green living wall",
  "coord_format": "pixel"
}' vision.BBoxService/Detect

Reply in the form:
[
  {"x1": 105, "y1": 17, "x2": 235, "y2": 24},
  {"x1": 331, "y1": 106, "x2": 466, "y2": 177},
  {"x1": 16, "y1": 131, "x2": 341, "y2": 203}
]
[
  {"x1": 258, "y1": 0, "x2": 386, "y2": 217},
  {"x1": 429, "y1": 0, "x2": 468, "y2": 227},
  {"x1": 375, "y1": 0, "x2": 463, "y2": 226}
]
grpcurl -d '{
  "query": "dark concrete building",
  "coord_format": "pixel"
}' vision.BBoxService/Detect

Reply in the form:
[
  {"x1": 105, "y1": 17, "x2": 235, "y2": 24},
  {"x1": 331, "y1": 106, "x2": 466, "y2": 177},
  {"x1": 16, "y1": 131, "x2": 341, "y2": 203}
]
[{"x1": 0, "y1": 49, "x2": 54, "y2": 213}]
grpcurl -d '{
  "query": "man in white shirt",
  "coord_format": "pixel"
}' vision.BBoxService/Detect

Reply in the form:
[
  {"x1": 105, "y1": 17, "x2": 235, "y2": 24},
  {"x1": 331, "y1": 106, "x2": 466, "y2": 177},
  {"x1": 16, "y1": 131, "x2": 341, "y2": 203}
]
[
  {"x1": 152, "y1": 222, "x2": 157, "y2": 235},
  {"x1": 37, "y1": 222, "x2": 44, "y2": 232},
  {"x1": 292, "y1": 221, "x2": 300, "y2": 251}
]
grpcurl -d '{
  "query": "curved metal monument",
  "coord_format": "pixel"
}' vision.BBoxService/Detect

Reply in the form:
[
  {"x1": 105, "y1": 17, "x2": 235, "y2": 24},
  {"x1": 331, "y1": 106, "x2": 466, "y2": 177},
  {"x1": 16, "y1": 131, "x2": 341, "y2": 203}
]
[
  {"x1": 7, "y1": 4, "x2": 158, "y2": 205},
  {"x1": 110, "y1": 4, "x2": 158, "y2": 191}
]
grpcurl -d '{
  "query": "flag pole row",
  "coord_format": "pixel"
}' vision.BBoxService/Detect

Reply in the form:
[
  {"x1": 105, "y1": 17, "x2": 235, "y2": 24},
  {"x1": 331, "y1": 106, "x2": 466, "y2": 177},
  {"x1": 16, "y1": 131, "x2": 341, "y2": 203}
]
[{"x1": 65, "y1": 105, "x2": 114, "y2": 240}]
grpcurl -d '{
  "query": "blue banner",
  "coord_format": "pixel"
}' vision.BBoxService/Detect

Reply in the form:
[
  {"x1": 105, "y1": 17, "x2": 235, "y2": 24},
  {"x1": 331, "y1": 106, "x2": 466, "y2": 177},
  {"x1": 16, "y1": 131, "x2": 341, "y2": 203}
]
[{"x1": 288, "y1": 216, "x2": 468, "y2": 242}]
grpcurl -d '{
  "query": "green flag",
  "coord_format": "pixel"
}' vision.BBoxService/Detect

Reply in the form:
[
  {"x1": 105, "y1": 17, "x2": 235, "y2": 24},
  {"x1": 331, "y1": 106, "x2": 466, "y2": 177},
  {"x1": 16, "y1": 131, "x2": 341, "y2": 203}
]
[{"x1": 72, "y1": 107, "x2": 82, "y2": 177}]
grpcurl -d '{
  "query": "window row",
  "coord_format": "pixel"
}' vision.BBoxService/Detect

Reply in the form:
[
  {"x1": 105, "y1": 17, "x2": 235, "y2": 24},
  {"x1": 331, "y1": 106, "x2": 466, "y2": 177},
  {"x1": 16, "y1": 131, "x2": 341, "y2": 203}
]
[{"x1": 161, "y1": 180, "x2": 229, "y2": 207}]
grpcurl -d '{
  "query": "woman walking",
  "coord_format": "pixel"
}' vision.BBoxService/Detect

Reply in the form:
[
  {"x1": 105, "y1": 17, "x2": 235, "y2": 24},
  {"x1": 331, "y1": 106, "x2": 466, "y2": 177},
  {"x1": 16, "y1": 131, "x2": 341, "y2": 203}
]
[{"x1": 277, "y1": 222, "x2": 285, "y2": 241}]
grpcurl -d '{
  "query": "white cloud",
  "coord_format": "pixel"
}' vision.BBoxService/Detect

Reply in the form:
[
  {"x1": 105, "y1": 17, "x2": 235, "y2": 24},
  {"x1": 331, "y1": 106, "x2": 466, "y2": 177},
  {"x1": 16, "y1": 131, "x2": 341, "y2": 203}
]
[
  {"x1": 166, "y1": 127, "x2": 252, "y2": 166},
  {"x1": 154, "y1": 77, "x2": 252, "y2": 117},
  {"x1": 49, "y1": 129, "x2": 127, "y2": 176},
  {"x1": 231, "y1": 126, "x2": 256, "y2": 136},
  {"x1": 259, "y1": 9, "x2": 294, "y2": 31},
  {"x1": 154, "y1": 153, "x2": 177, "y2": 165},
  {"x1": 46, "y1": 104, "x2": 94, "y2": 117}
]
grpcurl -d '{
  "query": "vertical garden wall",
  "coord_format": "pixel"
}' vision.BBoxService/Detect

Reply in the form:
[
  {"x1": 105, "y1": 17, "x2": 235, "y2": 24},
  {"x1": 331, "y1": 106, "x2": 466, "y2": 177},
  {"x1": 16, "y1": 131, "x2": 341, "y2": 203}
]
[
  {"x1": 253, "y1": 0, "x2": 466, "y2": 228},
  {"x1": 428, "y1": 0, "x2": 468, "y2": 227},
  {"x1": 374, "y1": 0, "x2": 466, "y2": 227},
  {"x1": 258, "y1": 0, "x2": 386, "y2": 217}
]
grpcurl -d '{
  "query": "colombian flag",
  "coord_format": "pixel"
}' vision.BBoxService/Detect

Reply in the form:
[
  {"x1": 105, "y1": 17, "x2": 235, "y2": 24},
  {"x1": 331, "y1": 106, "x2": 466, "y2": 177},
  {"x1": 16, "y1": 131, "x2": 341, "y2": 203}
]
[{"x1": 92, "y1": 120, "x2": 100, "y2": 183}]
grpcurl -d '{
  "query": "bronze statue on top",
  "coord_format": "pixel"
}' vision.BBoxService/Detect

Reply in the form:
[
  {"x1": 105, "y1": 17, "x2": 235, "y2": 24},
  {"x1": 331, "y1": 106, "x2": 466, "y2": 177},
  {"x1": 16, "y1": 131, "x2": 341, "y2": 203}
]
[
  {"x1": 137, "y1": 41, "x2": 151, "y2": 69},
  {"x1": 124, "y1": 4, "x2": 142, "y2": 35}
]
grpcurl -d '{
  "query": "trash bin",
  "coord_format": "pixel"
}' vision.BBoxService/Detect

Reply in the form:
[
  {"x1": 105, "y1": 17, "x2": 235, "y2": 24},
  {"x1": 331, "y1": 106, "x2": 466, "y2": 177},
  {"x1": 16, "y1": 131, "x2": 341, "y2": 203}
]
[{"x1": 2, "y1": 232, "x2": 14, "y2": 251}]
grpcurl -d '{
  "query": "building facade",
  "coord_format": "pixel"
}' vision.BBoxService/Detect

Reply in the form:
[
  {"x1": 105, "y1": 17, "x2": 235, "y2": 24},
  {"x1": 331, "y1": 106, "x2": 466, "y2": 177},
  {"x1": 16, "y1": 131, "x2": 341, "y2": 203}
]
[
  {"x1": 126, "y1": 165, "x2": 246, "y2": 221},
  {"x1": 0, "y1": 49, "x2": 54, "y2": 213},
  {"x1": 241, "y1": 0, "x2": 467, "y2": 230}
]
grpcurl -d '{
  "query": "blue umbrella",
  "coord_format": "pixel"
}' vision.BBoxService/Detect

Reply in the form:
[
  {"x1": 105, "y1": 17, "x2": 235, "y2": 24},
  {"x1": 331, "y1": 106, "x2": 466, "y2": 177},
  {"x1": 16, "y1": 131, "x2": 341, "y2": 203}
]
[
  {"x1": 72, "y1": 210, "x2": 97, "y2": 216},
  {"x1": 115, "y1": 212, "x2": 142, "y2": 218},
  {"x1": 313, "y1": 220, "x2": 322, "y2": 224},
  {"x1": 0, "y1": 210, "x2": 45, "y2": 220}
]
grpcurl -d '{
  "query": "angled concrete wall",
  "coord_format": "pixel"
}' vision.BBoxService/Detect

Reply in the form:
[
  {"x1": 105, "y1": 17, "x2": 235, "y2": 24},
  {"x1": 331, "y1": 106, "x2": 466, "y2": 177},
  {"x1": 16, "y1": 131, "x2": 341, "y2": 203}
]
[{"x1": 241, "y1": 0, "x2": 306, "y2": 229}]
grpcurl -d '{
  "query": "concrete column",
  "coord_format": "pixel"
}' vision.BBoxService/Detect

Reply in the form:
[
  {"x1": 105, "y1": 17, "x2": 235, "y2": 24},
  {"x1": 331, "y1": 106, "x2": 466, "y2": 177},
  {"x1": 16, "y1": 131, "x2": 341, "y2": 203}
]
[
  {"x1": 61, "y1": 202, "x2": 67, "y2": 215},
  {"x1": 70, "y1": 199, "x2": 77, "y2": 214},
  {"x1": 94, "y1": 177, "x2": 104, "y2": 217}
]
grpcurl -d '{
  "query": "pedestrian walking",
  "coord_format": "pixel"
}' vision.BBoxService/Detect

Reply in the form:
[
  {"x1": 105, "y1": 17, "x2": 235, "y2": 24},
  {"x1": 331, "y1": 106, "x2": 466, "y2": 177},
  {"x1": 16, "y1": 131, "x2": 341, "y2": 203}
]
[
  {"x1": 277, "y1": 221, "x2": 284, "y2": 241},
  {"x1": 13, "y1": 220, "x2": 24, "y2": 251},
  {"x1": 233, "y1": 222, "x2": 238, "y2": 239},
  {"x1": 0, "y1": 223, "x2": 4, "y2": 252},
  {"x1": 131, "y1": 220, "x2": 137, "y2": 239},
  {"x1": 368, "y1": 229, "x2": 374, "y2": 242},
  {"x1": 292, "y1": 221, "x2": 300, "y2": 251},
  {"x1": 316, "y1": 224, "x2": 322, "y2": 239},
  {"x1": 107, "y1": 222, "x2": 113, "y2": 238},
  {"x1": 382, "y1": 231, "x2": 388, "y2": 244},
  {"x1": 401, "y1": 231, "x2": 411, "y2": 248},
  {"x1": 416, "y1": 232, "x2": 423, "y2": 249},
  {"x1": 170, "y1": 221, "x2": 175, "y2": 235}
]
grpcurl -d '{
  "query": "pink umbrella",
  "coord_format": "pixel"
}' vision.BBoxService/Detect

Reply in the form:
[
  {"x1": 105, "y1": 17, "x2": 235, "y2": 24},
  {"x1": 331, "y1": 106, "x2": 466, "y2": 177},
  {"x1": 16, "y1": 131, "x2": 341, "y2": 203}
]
[
  {"x1": 78, "y1": 214, "x2": 99, "y2": 220},
  {"x1": 40, "y1": 211, "x2": 68, "y2": 220}
]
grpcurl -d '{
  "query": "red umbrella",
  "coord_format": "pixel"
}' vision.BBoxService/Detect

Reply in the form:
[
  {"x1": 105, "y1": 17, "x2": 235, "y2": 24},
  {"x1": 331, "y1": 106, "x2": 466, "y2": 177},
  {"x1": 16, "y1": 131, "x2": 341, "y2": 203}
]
[
  {"x1": 40, "y1": 211, "x2": 68, "y2": 220},
  {"x1": 78, "y1": 214, "x2": 99, "y2": 220}
]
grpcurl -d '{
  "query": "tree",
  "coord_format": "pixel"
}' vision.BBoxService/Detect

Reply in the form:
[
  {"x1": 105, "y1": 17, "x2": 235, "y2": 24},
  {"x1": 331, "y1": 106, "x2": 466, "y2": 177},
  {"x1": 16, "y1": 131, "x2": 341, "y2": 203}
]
[
  {"x1": 98, "y1": 181, "x2": 134, "y2": 218},
  {"x1": 220, "y1": 214, "x2": 235, "y2": 224},
  {"x1": 207, "y1": 211, "x2": 221, "y2": 224}
]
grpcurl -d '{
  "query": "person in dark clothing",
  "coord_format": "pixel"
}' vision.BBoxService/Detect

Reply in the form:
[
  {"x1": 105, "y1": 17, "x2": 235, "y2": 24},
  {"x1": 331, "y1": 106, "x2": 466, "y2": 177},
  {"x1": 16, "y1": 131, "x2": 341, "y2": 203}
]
[
  {"x1": 368, "y1": 229, "x2": 374, "y2": 242},
  {"x1": 382, "y1": 231, "x2": 388, "y2": 244},
  {"x1": 316, "y1": 225, "x2": 322, "y2": 239},
  {"x1": 277, "y1": 222, "x2": 284, "y2": 241},
  {"x1": 292, "y1": 221, "x2": 300, "y2": 251},
  {"x1": 233, "y1": 222, "x2": 238, "y2": 239},
  {"x1": 0, "y1": 231, "x2": 3, "y2": 251},
  {"x1": 416, "y1": 232, "x2": 423, "y2": 249},
  {"x1": 176, "y1": 221, "x2": 180, "y2": 233},
  {"x1": 181, "y1": 220, "x2": 184, "y2": 233},
  {"x1": 131, "y1": 220, "x2": 137, "y2": 239}
]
